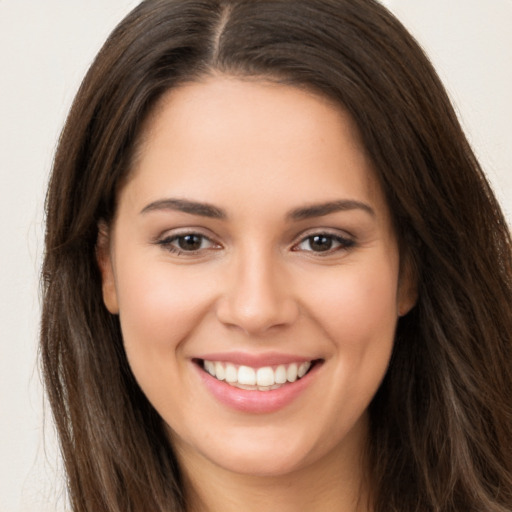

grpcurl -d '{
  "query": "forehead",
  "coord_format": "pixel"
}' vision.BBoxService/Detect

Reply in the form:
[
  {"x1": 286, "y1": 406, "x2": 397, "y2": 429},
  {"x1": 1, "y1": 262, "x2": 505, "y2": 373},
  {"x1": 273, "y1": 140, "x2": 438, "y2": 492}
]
[{"x1": 122, "y1": 76, "x2": 387, "y2": 218}]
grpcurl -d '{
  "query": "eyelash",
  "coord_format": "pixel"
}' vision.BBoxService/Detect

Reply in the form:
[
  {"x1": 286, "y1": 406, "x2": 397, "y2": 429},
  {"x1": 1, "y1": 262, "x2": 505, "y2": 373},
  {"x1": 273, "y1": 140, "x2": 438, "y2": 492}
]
[
  {"x1": 292, "y1": 232, "x2": 355, "y2": 255},
  {"x1": 157, "y1": 232, "x2": 219, "y2": 255},
  {"x1": 156, "y1": 231, "x2": 355, "y2": 256}
]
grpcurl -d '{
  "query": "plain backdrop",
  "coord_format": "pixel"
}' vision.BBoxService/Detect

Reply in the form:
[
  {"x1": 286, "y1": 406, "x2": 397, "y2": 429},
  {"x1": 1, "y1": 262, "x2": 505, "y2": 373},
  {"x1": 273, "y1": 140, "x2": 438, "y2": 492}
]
[{"x1": 0, "y1": 1, "x2": 510, "y2": 511}]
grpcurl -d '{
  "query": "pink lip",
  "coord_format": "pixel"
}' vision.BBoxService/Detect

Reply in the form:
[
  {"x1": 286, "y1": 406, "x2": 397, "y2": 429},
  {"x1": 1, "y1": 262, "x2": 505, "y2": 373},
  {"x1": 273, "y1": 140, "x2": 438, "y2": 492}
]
[
  {"x1": 196, "y1": 351, "x2": 314, "y2": 367},
  {"x1": 193, "y1": 358, "x2": 322, "y2": 414}
]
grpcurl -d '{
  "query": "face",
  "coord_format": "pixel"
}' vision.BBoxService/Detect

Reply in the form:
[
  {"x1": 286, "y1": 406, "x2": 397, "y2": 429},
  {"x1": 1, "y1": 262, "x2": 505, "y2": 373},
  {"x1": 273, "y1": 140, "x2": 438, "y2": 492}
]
[{"x1": 98, "y1": 77, "x2": 415, "y2": 480}]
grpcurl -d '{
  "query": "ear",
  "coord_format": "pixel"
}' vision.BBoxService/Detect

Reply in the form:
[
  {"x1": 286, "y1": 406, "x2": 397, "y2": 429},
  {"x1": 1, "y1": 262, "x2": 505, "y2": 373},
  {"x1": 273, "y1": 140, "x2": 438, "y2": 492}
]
[
  {"x1": 397, "y1": 254, "x2": 418, "y2": 317},
  {"x1": 96, "y1": 221, "x2": 119, "y2": 314}
]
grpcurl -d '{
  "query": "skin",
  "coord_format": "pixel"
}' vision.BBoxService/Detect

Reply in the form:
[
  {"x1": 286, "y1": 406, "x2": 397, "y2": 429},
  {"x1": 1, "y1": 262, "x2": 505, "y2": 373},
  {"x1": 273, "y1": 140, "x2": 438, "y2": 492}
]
[{"x1": 98, "y1": 76, "x2": 416, "y2": 512}]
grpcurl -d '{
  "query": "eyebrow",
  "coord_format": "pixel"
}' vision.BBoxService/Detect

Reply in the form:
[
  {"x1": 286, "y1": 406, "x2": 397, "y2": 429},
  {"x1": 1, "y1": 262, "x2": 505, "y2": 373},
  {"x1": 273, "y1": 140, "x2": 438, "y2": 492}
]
[
  {"x1": 140, "y1": 198, "x2": 227, "y2": 219},
  {"x1": 287, "y1": 200, "x2": 375, "y2": 220},
  {"x1": 140, "y1": 197, "x2": 374, "y2": 221}
]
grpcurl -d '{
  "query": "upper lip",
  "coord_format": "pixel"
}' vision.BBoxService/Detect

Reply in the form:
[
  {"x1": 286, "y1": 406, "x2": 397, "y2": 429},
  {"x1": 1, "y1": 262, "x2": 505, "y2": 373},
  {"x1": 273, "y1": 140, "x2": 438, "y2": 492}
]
[{"x1": 195, "y1": 351, "x2": 320, "y2": 367}]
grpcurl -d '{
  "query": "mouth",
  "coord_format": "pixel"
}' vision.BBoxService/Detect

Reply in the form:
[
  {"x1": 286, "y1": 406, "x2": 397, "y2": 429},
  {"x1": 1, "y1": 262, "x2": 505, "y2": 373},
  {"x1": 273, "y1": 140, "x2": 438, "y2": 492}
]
[{"x1": 195, "y1": 359, "x2": 321, "y2": 392}]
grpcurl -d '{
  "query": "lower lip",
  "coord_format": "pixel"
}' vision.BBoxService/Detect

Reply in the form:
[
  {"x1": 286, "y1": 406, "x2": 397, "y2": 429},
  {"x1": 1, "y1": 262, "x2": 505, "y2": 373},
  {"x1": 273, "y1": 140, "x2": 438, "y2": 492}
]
[{"x1": 195, "y1": 362, "x2": 321, "y2": 414}]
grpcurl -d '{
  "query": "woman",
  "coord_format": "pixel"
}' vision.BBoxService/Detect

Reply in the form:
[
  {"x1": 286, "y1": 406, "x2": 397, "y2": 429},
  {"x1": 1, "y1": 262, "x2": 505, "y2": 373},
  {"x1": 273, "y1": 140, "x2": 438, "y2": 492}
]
[{"x1": 40, "y1": 0, "x2": 512, "y2": 511}]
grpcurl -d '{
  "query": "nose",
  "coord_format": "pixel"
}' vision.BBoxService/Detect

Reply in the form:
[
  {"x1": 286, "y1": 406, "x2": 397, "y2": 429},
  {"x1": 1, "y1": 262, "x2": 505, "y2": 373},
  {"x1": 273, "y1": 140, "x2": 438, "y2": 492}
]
[{"x1": 215, "y1": 247, "x2": 299, "y2": 336}]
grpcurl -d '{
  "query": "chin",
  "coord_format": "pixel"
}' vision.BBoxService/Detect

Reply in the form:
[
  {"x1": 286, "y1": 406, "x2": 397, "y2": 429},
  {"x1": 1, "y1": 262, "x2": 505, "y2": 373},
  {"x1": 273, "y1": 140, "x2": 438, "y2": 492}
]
[
  {"x1": 170, "y1": 418, "x2": 361, "y2": 480},
  {"x1": 204, "y1": 441, "x2": 317, "y2": 478}
]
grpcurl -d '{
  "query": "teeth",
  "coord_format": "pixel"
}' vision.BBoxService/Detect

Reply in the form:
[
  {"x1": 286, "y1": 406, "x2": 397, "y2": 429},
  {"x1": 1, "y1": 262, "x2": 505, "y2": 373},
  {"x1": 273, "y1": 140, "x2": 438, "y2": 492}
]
[
  {"x1": 214, "y1": 362, "x2": 225, "y2": 381},
  {"x1": 238, "y1": 366, "x2": 256, "y2": 385},
  {"x1": 256, "y1": 367, "x2": 275, "y2": 387},
  {"x1": 205, "y1": 360, "x2": 215, "y2": 376},
  {"x1": 298, "y1": 362, "x2": 309, "y2": 378},
  {"x1": 275, "y1": 365, "x2": 287, "y2": 384},
  {"x1": 202, "y1": 360, "x2": 312, "y2": 390},
  {"x1": 225, "y1": 364, "x2": 237, "y2": 383},
  {"x1": 287, "y1": 363, "x2": 298, "y2": 382}
]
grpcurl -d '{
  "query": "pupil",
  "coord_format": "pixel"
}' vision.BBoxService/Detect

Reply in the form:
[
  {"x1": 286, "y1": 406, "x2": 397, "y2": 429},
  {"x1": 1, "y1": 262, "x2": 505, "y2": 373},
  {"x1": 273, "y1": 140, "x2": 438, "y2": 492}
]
[
  {"x1": 178, "y1": 235, "x2": 202, "y2": 251},
  {"x1": 310, "y1": 235, "x2": 332, "y2": 251}
]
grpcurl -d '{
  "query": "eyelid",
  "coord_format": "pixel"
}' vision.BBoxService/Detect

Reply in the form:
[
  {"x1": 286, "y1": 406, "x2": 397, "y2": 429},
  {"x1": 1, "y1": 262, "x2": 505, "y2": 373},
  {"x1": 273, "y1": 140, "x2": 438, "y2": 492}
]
[
  {"x1": 291, "y1": 228, "x2": 356, "y2": 255},
  {"x1": 155, "y1": 228, "x2": 222, "y2": 255},
  {"x1": 154, "y1": 225, "x2": 217, "y2": 242},
  {"x1": 152, "y1": 226, "x2": 355, "y2": 257}
]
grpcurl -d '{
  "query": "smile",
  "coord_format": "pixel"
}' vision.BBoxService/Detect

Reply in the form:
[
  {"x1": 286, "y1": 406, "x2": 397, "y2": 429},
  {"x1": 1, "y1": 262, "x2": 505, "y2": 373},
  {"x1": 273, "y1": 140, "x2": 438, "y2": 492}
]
[{"x1": 201, "y1": 360, "x2": 313, "y2": 391}]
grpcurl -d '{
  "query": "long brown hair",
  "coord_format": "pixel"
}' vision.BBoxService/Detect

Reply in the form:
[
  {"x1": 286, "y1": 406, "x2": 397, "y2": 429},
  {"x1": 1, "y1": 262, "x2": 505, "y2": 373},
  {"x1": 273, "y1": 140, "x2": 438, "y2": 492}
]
[{"x1": 41, "y1": 1, "x2": 512, "y2": 510}]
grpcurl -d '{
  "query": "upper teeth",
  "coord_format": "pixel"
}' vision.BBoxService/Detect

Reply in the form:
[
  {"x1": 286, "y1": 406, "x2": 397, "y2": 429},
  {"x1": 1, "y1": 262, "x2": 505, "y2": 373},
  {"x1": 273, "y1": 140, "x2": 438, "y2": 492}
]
[{"x1": 202, "y1": 360, "x2": 312, "y2": 391}]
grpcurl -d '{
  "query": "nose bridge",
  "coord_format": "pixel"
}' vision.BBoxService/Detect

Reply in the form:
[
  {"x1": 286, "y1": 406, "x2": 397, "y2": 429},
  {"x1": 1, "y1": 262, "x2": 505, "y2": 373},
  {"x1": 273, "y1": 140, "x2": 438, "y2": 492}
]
[{"x1": 216, "y1": 241, "x2": 298, "y2": 334}]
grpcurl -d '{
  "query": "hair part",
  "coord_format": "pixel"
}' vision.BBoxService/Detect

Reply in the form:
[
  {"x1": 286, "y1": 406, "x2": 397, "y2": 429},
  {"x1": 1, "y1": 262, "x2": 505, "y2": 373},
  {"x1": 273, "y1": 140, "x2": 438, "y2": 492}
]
[{"x1": 41, "y1": 1, "x2": 512, "y2": 511}]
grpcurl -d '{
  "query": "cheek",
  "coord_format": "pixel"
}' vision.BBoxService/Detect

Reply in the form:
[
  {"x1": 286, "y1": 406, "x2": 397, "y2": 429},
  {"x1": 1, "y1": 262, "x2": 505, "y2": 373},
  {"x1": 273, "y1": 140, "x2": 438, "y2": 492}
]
[
  {"x1": 301, "y1": 260, "x2": 400, "y2": 429},
  {"x1": 114, "y1": 256, "x2": 218, "y2": 363},
  {"x1": 301, "y1": 254, "x2": 400, "y2": 402},
  {"x1": 307, "y1": 263, "x2": 399, "y2": 339}
]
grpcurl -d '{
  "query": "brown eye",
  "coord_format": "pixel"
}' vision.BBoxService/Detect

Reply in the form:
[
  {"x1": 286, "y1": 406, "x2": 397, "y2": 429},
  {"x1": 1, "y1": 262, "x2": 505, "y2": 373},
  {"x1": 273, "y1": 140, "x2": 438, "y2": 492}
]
[
  {"x1": 177, "y1": 234, "x2": 204, "y2": 251},
  {"x1": 293, "y1": 233, "x2": 355, "y2": 254},
  {"x1": 158, "y1": 232, "x2": 219, "y2": 254},
  {"x1": 308, "y1": 235, "x2": 334, "y2": 252}
]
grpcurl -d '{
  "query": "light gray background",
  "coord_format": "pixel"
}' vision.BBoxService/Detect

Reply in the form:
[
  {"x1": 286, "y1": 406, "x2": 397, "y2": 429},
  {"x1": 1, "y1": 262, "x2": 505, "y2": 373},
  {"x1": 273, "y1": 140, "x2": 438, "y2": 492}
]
[{"x1": 1, "y1": 1, "x2": 510, "y2": 511}]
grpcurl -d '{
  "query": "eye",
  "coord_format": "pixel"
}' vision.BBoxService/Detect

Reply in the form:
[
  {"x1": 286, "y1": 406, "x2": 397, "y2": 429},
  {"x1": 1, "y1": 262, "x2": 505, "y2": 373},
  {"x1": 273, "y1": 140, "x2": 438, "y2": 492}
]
[
  {"x1": 157, "y1": 232, "x2": 219, "y2": 255},
  {"x1": 293, "y1": 233, "x2": 354, "y2": 254}
]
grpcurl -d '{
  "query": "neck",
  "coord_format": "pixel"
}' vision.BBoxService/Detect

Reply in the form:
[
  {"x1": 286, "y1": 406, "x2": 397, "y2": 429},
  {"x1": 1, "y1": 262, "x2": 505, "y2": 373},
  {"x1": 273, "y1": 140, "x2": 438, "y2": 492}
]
[{"x1": 177, "y1": 423, "x2": 372, "y2": 512}]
